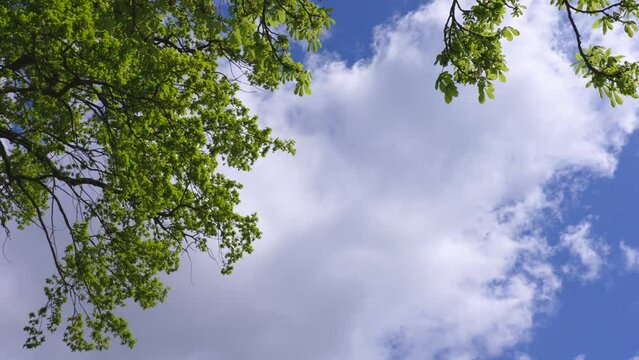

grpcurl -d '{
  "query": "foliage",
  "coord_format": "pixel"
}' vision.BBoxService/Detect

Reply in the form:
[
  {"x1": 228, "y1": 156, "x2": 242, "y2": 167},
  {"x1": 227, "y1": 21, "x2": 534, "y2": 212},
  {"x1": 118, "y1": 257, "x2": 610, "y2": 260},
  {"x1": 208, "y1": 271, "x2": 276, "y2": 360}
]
[
  {"x1": 436, "y1": 0, "x2": 639, "y2": 105},
  {"x1": 0, "y1": 0, "x2": 333, "y2": 351}
]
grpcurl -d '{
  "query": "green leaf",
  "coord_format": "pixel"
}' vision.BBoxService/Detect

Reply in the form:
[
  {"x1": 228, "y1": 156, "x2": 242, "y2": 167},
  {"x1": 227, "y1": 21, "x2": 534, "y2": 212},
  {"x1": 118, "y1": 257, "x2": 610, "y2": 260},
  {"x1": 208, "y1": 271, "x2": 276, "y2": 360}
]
[
  {"x1": 592, "y1": 18, "x2": 603, "y2": 29},
  {"x1": 625, "y1": 23, "x2": 635, "y2": 37},
  {"x1": 503, "y1": 28, "x2": 514, "y2": 41},
  {"x1": 445, "y1": 92, "x2": 453, "y2": 103}
]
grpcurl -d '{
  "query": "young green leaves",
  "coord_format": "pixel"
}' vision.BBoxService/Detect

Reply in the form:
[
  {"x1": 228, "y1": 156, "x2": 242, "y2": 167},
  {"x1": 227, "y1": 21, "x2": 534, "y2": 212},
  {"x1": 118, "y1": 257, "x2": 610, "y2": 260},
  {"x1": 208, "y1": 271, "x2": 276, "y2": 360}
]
[
  {"x1": 565, "y1": 0, "x2": 639, "y2": 106},
  {"x1": 437, "y1": 0, "x2": 639, "y2": 105},
  {"x1": 435, "y1": 0, "x2": 523, "y2": 103},
  {"x1": 1, "y1": 0, "x2": 333, "y2": 351}
]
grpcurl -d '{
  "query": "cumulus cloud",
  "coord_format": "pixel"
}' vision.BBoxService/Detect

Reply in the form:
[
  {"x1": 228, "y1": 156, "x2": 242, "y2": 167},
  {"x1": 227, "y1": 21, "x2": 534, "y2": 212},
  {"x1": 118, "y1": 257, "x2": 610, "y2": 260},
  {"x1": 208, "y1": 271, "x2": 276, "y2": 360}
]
[
  {"x1": 1, "y1": 0, "x2": 637, "y2": 360},
  {"x1": 574, "y1": 354, "x2": 586, "y2": 360},
  {"x1": 559, "y1": 221, "x2": 609, "y2": 282},
  {"x1": 620, "y1": 242, "x2": 639, "y2": 272}
]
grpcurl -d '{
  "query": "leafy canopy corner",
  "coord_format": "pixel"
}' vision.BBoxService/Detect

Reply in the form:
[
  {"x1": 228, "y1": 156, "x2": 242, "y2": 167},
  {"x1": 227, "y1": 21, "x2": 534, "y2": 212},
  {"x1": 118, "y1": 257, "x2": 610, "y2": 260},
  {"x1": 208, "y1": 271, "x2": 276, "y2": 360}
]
[
  {"x1": 0, "y1": 0, "x2": 333, "y2": 351},
  {"x1": 436, "y1": 0, "x2": 639, "y2": 106}
]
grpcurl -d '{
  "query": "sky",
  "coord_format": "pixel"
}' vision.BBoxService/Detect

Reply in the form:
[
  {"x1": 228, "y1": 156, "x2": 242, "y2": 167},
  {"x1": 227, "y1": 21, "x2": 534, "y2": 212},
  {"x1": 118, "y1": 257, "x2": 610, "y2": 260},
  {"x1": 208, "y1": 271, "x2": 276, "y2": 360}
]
[{"x1": 2, "y1": 0, "x2": 639, "y2": 359}]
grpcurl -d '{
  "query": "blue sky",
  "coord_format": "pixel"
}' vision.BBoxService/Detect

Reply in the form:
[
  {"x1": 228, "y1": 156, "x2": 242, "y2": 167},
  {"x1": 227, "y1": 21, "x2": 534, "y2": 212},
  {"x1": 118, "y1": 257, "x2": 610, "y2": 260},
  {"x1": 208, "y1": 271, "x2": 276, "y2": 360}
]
[
  {"x1": 517, "y1": 132, "x2": 639, "y2": 360},
  {"x1": 320, "y1": 1, "x2": 639, "y2": 359},
  {"x1": 2, "y1": 1, "x2": 639, "y2": 360},
  {"x1": 316, "y1": 0, "x2": 425, "y2": 61}
]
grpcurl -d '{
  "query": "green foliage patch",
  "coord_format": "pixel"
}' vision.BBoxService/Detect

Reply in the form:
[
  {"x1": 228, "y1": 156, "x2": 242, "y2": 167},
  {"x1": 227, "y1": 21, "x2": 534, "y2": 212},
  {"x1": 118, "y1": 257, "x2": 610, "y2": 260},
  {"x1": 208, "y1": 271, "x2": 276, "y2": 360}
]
[
  {"x1": 0, "y1": 0, "x2": 333, "y2": 351},
  {"x1": 436, "y1": 0, "x2": 639, "y2": 105}
]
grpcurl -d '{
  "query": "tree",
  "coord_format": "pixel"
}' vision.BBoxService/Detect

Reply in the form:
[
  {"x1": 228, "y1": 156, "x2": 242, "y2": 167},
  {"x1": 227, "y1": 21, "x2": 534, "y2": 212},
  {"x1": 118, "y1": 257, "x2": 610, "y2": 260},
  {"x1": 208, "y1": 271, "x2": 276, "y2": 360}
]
[
  {"x1": 435, "y1": 0, "x2": 639, "y2": 105},
  {"x1": 0, "y1": 0, "x2": 333, "y2": 351}
]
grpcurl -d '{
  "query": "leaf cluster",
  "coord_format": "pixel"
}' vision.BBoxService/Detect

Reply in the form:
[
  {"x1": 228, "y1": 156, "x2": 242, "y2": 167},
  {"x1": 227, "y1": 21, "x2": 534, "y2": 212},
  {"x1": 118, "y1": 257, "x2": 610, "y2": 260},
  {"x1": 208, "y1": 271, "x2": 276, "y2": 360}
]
[
  {"x1": 0, "y1": 0, "x2": 332, "y2": 351},
  {"x1": 436, "y1": 0, "x2": 639, "y2": 105},
  {"x1": 436, "y1": 0, "x2": 524, "y2": 103},
  {"x1": 564, "y1": 0, "x2": 639, "y2": 105}
]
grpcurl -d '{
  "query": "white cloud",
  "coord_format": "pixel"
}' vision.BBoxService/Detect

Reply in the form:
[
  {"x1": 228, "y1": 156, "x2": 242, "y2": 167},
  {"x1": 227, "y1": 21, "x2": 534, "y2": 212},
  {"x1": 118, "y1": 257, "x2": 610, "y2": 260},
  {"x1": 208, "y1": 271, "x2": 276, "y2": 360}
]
[
  {"x1": 620, "y1": 241, "x2": 639, "y2": 272},
  {"x1": 559, "y1": 221, "x2": 609, "y2": 282},
  {"x1": 574, "y1": 354, "x2": 586, "y2": 360},
  {"x1": 1, "y1": 0, "x2": 638, "y2": 360}
]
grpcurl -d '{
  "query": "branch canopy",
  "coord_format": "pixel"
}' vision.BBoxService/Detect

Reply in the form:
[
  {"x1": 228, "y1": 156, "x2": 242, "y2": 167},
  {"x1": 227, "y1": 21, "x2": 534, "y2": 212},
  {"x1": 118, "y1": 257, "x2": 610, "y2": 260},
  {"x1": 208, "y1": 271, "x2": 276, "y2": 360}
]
[
  {"x1": 436, "y1": 0, "x2": 639, "y2": 105},
  {"x1": 0, "y1": 0, "x2": 333, "y2": 351}
]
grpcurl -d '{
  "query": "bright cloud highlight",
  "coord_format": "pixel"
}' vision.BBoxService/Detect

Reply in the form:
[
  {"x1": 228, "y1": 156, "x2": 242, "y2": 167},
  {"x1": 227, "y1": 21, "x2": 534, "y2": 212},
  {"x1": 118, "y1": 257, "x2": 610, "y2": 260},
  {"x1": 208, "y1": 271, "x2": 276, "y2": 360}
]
[{"x1": 559, "y1": 221, "x2": 609, "y2": 282}]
